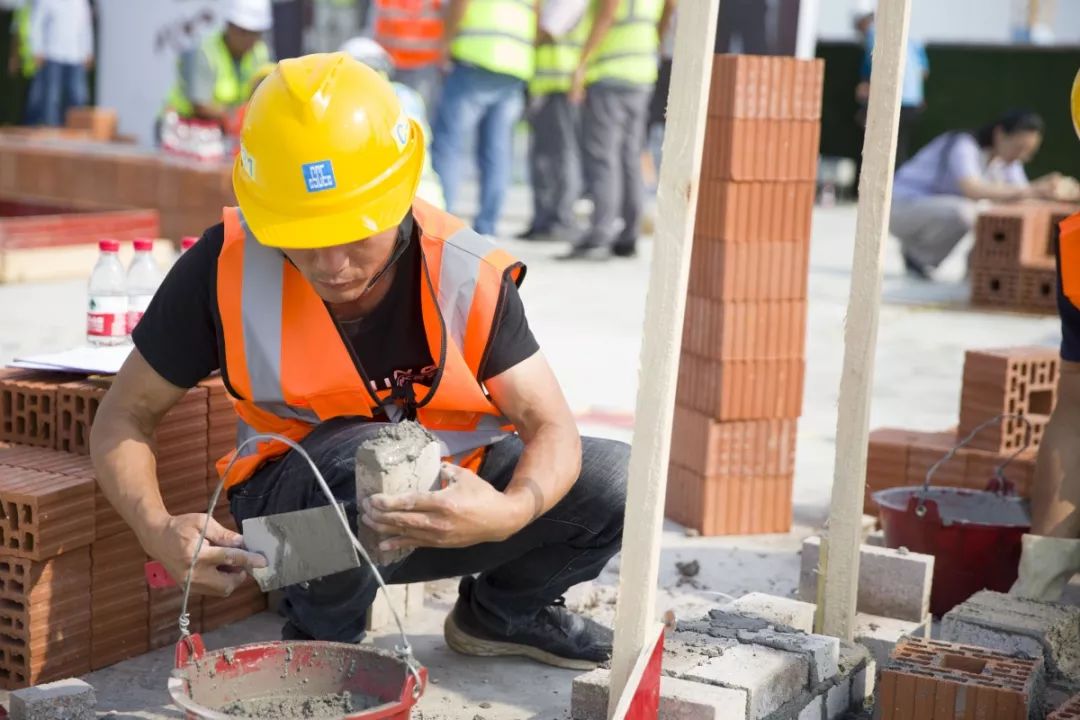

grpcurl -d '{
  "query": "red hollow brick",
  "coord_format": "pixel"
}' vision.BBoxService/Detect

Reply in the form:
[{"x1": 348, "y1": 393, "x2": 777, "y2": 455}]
[
  {"x1": 56, "y1": 380, "x2": 107, "y2": 455},
  {"x1": 1049, "y1": 693, "x2": 1080, "y2": 719},
  {"x1": 958, "y1": 347, "x2": 1058, "y2": 454},
  {"x1": 665, "y1": 461, "x2": 793, "y2": 536},
  {"x1": 0, "y1": 372, "x2": 68, "y2": 448},
  {"x1": 0, "y1": 466, "x2": 94, "y2": 560},
  {"x1": 675, "y1": 354, "x2": 805, "y2": 420}
]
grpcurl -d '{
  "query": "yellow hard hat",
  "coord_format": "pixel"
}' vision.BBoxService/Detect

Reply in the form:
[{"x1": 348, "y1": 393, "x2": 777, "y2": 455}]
[
  {"x1": 1073, "y1": 68, "x2": 1080, "y2": 140},
  {"x1": 233, "y1": 53, "x2": 425, "y2": 249}
]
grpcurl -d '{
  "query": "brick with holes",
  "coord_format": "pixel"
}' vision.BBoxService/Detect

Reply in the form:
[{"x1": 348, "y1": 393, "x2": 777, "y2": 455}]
[
  {"x1": 56, "y1": 380, "x2": 107, "y2": 455},
  {"x1": 958, "y1": 347, "x2": 1058, "y2": 454},
  {"x1": 0, "y1": 372, "x2": 68, "y2": 448},
  {"x1": 1018, "y1": 265, "x2": 1058, "y2": 314},
  {"x1": 1051, "y1": 693, "x2": 1080, "y2": 719},
  {"x1": 971, "y1": 267, "x2": 1023, "y2": 310},
  {"x1": 971, "y1": 205, "x2": 1052, "y2": 269},
  {"x1": 0, "y1": 466, "x2": 94, "y2": 560}
]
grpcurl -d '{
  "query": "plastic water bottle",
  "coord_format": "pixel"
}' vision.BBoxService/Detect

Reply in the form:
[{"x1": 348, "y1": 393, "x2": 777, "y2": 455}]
[
  {"x1": 126, "y1": 238, "x2": 163, "y2": 334},
  {"x1": 180, "y1": 236, "x2": 198, "y2": 253},
  {"x1": 87, "y1": 239, "x2": 128, "y2": 346}
]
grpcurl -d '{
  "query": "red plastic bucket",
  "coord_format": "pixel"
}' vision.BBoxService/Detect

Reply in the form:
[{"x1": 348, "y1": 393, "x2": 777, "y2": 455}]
[
  {"x1": 168, "y1": 634, "x2": 426, "y2": 720},
  {"x1": 874, "y1": 486, "x2": 1030, "y2": 615}
]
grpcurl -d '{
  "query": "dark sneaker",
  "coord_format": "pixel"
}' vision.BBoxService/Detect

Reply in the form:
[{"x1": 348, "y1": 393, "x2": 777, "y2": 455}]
[
  {"x1": 444, "y1": 577, "x2": 612, "y2": 670},
  {"x1": 902, "y1": 252, "x2": 933, "y2": 280},
  {"x1": 556, "y1": 243, "x2": 608, "y2": 261},
  {"x1": 611, "y1": 242, "x2": 637, "y2": 258}
]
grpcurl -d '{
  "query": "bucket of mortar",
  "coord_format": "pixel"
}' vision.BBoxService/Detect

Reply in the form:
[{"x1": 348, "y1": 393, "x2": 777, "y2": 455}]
[
  {"x1": 873, "y1": 415, "x2": 1033, "y2": 616},
  {"x1": 168, "y1": 432, "x2": 427, "y2": 719}
]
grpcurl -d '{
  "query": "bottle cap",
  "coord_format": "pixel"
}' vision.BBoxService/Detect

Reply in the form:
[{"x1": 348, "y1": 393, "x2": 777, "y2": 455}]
[
  {"x1": 99, "y1": 239, "x2": 120, "y2": 252},
  {"x1": 133, "y1": 238, "x2": 154, "y2": 252},
  {"x1": 181, "y1": 236, "x2": 198, "y2": 250}
]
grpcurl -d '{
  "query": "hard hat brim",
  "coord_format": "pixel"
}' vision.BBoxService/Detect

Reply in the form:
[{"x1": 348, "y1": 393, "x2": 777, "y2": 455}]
[{"x1": 233, "y1": 129, "x2": 426, "y2": 250}]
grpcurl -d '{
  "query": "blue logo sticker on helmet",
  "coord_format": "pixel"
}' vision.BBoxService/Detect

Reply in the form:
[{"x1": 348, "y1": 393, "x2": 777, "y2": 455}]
[{"x1": 302, "y1": 160, "x2": 337, "y2": 193}]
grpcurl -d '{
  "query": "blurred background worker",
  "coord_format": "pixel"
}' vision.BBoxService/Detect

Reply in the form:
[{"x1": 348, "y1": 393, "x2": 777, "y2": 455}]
[
  {"x1": 518, "y1": 0, "x2": 587, "y2": 242},
  {"x1": 162, "y1": 0, "x2": 273, "y2": 131},
  {"x1": 431, "y1": 0, "x2": 536, "y2": 237},
  {"x1": 25, "y1": 0, "x2": 94, "y2": 127},
  {"x1": 853, "y1": 4, "x2": 928, "y2": 168},
  {"x1": 6, "y1": 0, "x2": 36, "y2": 124},
  {"x1": 562, "y1": 0, "x2": 675, "y2": 260},
  {"x1": 310, "y1": 0, "x2": 361, "y2": 54},
  {"x1": 341, "y1": 35, "x2": 445, "y2": 210},
  {"x1": 1011, "y1": 70, "x2": 1080, "y2": 603},
  {"x1": 889, "y1": 109, "x2": 1080, "y2": 280},
  {"x1": 368, "y1": 0, "x2": 444, "y2": 116}
]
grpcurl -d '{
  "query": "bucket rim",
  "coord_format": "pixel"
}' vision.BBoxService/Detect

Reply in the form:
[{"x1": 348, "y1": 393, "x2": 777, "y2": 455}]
[{"x1": 872, "y1": 485, "x2": 1032, "y2": 529}]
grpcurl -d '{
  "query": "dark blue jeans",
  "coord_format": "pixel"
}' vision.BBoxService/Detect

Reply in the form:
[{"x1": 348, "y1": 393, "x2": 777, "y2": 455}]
[
  {"x1": 229, "y1": 419, "x2": 628, "y2": 642},
  {"x1": 25, "y1": 60, "x2": 88, "y2": 127}
]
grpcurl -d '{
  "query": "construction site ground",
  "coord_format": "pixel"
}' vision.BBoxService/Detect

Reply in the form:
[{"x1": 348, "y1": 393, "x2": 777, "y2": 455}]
[{"x1": 0, "y1": 188, "x2": 1061, "y2": 718}]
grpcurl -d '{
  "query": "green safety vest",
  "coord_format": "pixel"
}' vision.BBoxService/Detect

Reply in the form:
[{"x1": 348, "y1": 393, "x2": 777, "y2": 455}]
[
  {"x1": 14, "y1": 5, "x2": 34, "y2": 78},
  {"x1": 451, "y1": 0, "x2": 536, "y2": 82},
  {"x1": 529, "y1": 15, "x2": 588, "y2": 96},
  {"x1": 585, "y1": 0, "x2": 662, "y2": 87},
  {"x1": 165, "y1": 32, "x2": 271, "y2": 118}
]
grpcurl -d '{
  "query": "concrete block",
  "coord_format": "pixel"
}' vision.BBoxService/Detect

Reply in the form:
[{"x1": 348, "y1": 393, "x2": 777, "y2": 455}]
[
  {"x1": 685, "y1": 644, "x2": 809, "y2": 719},
  {"x1": 941, "y1": 590, "x2": 1080, "y2": 684},
  {"x1": 850, "y1": 661, "x2": 875, "y2": 706},
  {"x1": 663, "y1": 630, "x2": 738, "y2": 678},
  {"x1": 571, "y1": 667, "x2": 749, "y2": 720},
  {"x1": 796, "y1": 693, "x2": 823, "y2": 720},
  {"x1": 853, "y1": 611, "x2": 930, "y2": 667},
  {"x1": 727, "y1": 592, "x2": 815, "y2": 633},
  {"x1": 825, "y1": 677, "x2": 850, "y2": 719},
  {"x1": 798, "y1": 536, "x2": 933, "y2": 622},
  {"x1": 864, "y1": 529, "x2": 886, "y2": 547},
  {"x1": 10, "y1": 678, "x2": 96, "y2": 720},
  {"x1": 737, "y1": 629, "x2": 839, "y2": 684}
]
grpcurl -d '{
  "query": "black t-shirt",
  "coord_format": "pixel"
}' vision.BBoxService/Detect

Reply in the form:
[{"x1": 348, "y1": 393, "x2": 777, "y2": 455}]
[{"x1": 132, "y1": 216, "x2": 539, "y2": 399}]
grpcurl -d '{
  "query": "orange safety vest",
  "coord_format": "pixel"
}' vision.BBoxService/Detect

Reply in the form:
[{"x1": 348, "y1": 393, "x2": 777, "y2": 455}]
[
  {"x1": 1061, "y1": 212, "x2": 1080, "y2": 307},
  {"x1": 214, "y1": 198, "x2": 523, "y2": 489},
  {"x1": 373, "y1": 0, "x2": 445, "y2": 71}
]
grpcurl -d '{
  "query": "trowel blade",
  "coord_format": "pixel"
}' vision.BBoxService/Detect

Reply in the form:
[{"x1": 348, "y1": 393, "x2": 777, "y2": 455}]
[{"x1": 242, "y1": 504, "x2": 362, "y2": 592}]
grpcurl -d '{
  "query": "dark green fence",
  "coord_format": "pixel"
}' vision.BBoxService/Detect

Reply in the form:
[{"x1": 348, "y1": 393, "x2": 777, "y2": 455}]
[{"x1": 817, "y1": 41, "x2": 1080, "y2": 181}]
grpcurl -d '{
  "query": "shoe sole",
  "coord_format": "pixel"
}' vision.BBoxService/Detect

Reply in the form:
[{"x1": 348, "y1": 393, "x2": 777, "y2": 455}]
[{"x1": 443, "y1": 612, "x2": 601, "y2": 671}]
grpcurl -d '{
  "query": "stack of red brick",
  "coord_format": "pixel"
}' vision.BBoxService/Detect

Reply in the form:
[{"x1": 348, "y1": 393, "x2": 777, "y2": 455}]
[
  {"x1": 665, "y1": 55, "x2": 822, "y2": 536},
  {"x1": 865, "y1": 347, "x2": 1057, "y2": 514},
  {"x1": 0, "y1": 135, "x2": 234, "y2": 242},
  {"x1": 878, "y1": 636, "x2": 1042, "y2": 718},
  {"x1": 970, "y1": 202, "x2": 1078, "y2": 314},
  {"x1": 1051, "y1": 693, "x2": 1080, "y2": 719},
  {"x1": 0, "y1": 370, "x2": 263, "y2": 689}
]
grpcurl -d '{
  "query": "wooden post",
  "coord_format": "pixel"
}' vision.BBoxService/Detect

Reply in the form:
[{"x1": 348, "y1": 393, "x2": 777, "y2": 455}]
[
  {"x1": 820, "y1": 0, "x2": 912, "y2": 641},
  {"x1": 607, "y1": 2, "x2": 719, "y2": 715}
]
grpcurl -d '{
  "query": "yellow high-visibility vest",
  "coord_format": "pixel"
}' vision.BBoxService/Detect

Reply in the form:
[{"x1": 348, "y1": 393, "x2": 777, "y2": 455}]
[
  {"x1": 164, "y1": 32, "x2": 271, "y2": 118},
  {"x1": 585, "y1": 0, "x2": 663, "y2": 87},
  {"x1": 451, "y1": 0, "x2": 536, "y2": 81},
  {"x1": 529, "y1": 13, "x2": 588, "y2": 96}
]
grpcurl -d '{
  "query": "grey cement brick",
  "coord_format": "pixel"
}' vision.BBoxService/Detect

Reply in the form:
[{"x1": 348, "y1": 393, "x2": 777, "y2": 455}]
[
  {"x1": 796, "y1": 693, "x2": 824, "y2": 720},
  {"x1": 941, "y1": 590, "x2": 1080, "y2": 684},
  {"x1": 825, "y1": 677, "x2": 851, "y2": 719},
  {"x1": 685, "y1": 644, "x2": 809, "y2": 719},
  {"x1": 853, "y1": 611, "x2": 930, "y2": 667},
  {"x1": 798, "y1": 536, "x2": 933, "y2": 622},
  {"x1": 737, "y1": 630, "x2": 840, "y2": 684},
  {"x1": 727, "y1": 592, "x2": 816, "y2": 633},
  {"x1": 571, "y1": 668, "x2": 749, "y2": 720},
  {"x1": 10, "y1": 679, "x2": 95, "y2": 720},
  {"x1": 664, "y1": 631, "x2": 738, "y2": 678},
  {"x1": 850, "y1": 661, "x2": 876, "y2": 707}
]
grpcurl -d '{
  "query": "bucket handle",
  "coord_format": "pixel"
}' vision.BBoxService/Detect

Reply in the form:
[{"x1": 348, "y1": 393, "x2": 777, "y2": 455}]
[
  {"x1": 915, "y1": 413, "x2": 1033, "y2": 518},
  {"x1": 178, "y1": 433, "x2": 424, "y2": 699}
]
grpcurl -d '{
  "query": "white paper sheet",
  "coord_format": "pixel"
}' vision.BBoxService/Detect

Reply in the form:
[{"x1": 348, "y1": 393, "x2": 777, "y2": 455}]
[{"x1": 9, "y1": 344, "x2": 133, "y2": 375}]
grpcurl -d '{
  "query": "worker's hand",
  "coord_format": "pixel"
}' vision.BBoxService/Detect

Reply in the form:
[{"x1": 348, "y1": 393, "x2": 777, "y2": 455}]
[
  {"x1": 145, "y1": 513, "x2": 267, "y2": 597},
  {"x1": 1032, "y1": 172, "x2": 1066, "y2": 200},
  {"x1": 360, "y1": 463, "x2": 530, "y2": 551},
  {"x1": 855, "y1": 81, "x2": 870, "y2": 103},
  {"x1": 537, "y1": 29, "x2": 555, "y2": 46},
  {"x1": 568, "y1": 66, "x2": 587, "y2": 105}
]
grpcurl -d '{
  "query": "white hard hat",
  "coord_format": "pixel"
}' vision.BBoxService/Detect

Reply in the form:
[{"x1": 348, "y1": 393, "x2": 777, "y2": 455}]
[
  {"x1": 225, "y1": 0, "x2": 273, "y2": 33},
  {"x1": 340, "y1": 37, "x2": 393, "y2": 76}
]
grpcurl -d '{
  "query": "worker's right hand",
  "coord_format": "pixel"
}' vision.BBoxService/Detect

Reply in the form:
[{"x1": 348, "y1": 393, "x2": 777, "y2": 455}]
[{"x1": 147, "y1": 514, "x2": 267, "y2": 598}]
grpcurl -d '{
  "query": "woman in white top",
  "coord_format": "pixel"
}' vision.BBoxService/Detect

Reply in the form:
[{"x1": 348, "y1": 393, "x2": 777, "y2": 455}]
[{"x1": 889, "y1": 110, "x2": 1077, "y2": 279}]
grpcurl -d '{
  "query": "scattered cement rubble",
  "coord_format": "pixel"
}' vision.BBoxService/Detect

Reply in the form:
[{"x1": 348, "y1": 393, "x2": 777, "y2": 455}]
[
  {"x1": 572, "y1": 596, "x2": 875, "y2": 720},
  {"x1": 9, "y1": 678, "x2": 95, "y2": 720},
  {"x1": 355, "y1": 421, "x2": 442, "y2": 565},
  {"x1": 942, "y1": 590, "x2": 1080, "y2": 695},
  {"x1": 798, "y1": 536, "x2": 934, "y2": 622}
]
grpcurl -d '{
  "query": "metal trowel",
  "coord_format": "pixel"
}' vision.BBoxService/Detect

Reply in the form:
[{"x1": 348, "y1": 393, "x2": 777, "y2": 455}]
[{"x1": 242, "y1": 503, "x2": 363, "y2": 591}]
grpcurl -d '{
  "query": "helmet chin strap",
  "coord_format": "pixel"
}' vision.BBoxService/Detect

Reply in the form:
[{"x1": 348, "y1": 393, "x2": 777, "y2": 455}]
[{"x1": 358, "y1": 221, "x2": 411, "y2": 299}]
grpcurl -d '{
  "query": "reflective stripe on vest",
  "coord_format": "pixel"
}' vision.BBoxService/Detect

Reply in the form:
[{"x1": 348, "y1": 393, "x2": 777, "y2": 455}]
[
  {"x1": 1060, "y1": 212, "x2": 1080, "y2": 307},
  {"x1": 165, "y1": 33, "x2": 270, "y2": 118},
  {"x1": 586, "y1": 0, "x2": 662, "y2": 86},
  {"x1": 374, "y1": 0, "x2": 444, "y2": 70},
  {"x1": 214, "y1": 198, "x2": 524, "y2": 488},
  {"x1": 451, "y1": 0, "x2": 536, "y2": 81},
  {"x1": 529, "y1": 16, "x2": 588, "y2": 96}
]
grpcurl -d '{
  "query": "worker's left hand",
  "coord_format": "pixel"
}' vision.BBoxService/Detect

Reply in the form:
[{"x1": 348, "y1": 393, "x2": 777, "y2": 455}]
[
  {"x1": 568, "y1": 66, "x2": 587, "y2": 105},
  {"x1": 360, "y1": 463, "x2": 529, "y2": 551}
]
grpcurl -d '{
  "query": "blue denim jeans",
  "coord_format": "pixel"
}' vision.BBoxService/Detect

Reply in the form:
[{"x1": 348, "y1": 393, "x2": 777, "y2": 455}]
[
  {"x1": 432, "y1": 62, "x2": 524, "y2": 236},
  {"x1": 25, "y1": 61, "x2": 88, "y2": 127},
  {"x1": 229, "y1": 418, "x2": 628, "y2": 642}
]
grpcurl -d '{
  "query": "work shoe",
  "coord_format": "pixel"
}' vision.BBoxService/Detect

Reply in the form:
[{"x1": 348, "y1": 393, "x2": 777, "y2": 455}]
[
  {"x1": 444, "y1": 576, "x2": 613, "y2": 670},
  {"x1": 611, "y1": 242, "x2": 637, "y2": 258},
  {"x1": 902, "y1": 252, "x2": 933, "y2": 280},
  {"x1": 1010, "y1": 534, "x2": 1080, "y2": 601},
  {"x1": 556, "y1": 243, "x2": 608, "y2": 261}
]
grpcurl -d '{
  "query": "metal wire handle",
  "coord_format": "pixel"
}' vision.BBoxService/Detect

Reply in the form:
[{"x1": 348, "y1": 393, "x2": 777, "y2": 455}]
[
  {"x1": 915, "y1": 413, "x2": 1034, "y2": 518},
  {"x1": 177, "y1": 432, "x2": 424, "y2": 698}
]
